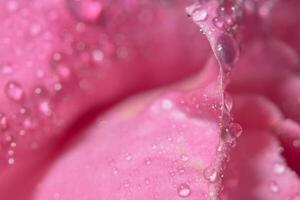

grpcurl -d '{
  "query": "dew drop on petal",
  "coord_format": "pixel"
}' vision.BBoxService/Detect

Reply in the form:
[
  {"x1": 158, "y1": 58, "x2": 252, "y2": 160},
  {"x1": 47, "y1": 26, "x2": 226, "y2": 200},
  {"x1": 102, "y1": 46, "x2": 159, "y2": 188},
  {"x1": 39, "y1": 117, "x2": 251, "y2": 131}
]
[
  {"x1": 180, "y1": 154, "x2": 189, "y2": 162},
  {"x1": 229, "y1": 123, "x2": 243, "y2": 138},
  {"x1": 92, "y1": 49, "x2": 104, "y2": 62},
  {"x1": 0, "y1": 113, "x2": 8, "y2": 130},
  {"x1": 177, "y1": 183, "x2": 191, "y2": 198},
  {"x1": 192, "y1": 8, "x2": 208, "y2": 22},
  {"x1": 203, "y1": 167, "x2": 219, "y2": 183},
  {"x1": 5, "y1": 81, "x2": 24, "y2": 102},
  {"x1": 269, "y1": 181, "x2": 279, "y2": 193},
  {"x1": 8, "y1": 157, "x2": 15, "y2": 165},
  {"x1": 273, "y1": 162, "x2": 286, "y2": 175}
]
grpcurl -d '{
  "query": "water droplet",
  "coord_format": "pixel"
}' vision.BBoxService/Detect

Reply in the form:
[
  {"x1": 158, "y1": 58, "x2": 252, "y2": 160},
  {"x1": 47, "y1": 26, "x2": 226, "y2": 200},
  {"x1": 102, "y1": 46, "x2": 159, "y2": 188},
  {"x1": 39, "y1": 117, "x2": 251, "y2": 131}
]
[
  {"x1": 224, "y1": 93, "x2": 233, "y2": 111},
  {"x1": 269, "y1": 181, "x2": 279, "y2": 193},
  {"x1": 273, "y1": 162, "x2": 285, "y2": 175},
  {"x1": 178, "y1": 168, "x2": 185, "y2": 174},
  {"x1": 0, "y1": 63, "x2": 13, "y2": 75},
  {"x1": 30, "y1": 24, "x2": 41, "y2": 36},
  {"x1": 125, "y1": 154, "x2": 132, "y2": 161},
  {"x1": 145, "y1": 158, "x2": 152, "y2": 166},
  {"x1": 214, "y1": 34, "x2": 239, "y2": 65},
  {"x1": 0, "y1": 113, "x2": 8, "y2": 130},
  {"x1": 203, "y1": 167, "x2": 219, "y2": 183},
  {"x1": 293, "y1": 140, "x2": 300, "y2": 148},
  {"x1": 67, "y1": 0, "x2": 103, "y2": 23},
  {"x1": 92, "y1": 49, "x2": 104, "y2": 62},
  {"x1": 180, "y1": 154, "x2": 189, "y2": 162},
  {"x1": 8, "y1": 157, "x2": 15, "y2": 165},
  {"x1": 5, "y1": 81, "x2": 24, "y2": 102},
  {"x1": 213, "y1": 17, "x2": 225, "y2": 30},
  {"x1": 113, "y1": 168, "x2": 119, "y2": 175},
  {"x1": 123, "y1": 181, "x2": 131, "y2": 188},
  {"x1": 7, "y1": 1, "x2": 18, "y2": 12},
  {"x1": 191, "y1": 8, "x2": 208, "y2": 22},
  {"x1": 228, "y1": 123, "x2": 243, "y2": 138},
  {"x1": 161, "y1": 99, "x2": 173, "y2": 110},
  {"x1": 177, "y1": 183, "x2": 191, "y2": 198},
  {"x1": 53, "y1": 192, "x2": 60, "y2": 200},
  {"x1": 39, "y1": 101, "x2": 52, "y2": 116},
  {"x1": 54, "y1": 83, "x2": 63, "y2": 91}
]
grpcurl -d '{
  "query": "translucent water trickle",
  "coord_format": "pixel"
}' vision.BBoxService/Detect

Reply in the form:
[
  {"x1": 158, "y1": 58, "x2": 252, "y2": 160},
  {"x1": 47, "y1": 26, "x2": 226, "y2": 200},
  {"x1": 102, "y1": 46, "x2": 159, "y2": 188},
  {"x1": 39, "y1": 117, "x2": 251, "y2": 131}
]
[{"x1": 177, "y1": 183, "x2": 191, "y2": 198}]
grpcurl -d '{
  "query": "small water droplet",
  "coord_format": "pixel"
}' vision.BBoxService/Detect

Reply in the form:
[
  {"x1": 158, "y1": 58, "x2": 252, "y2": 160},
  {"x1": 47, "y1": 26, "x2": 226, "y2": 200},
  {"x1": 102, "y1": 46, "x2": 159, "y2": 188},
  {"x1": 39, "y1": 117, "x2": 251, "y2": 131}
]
[
  {"x1": 213, "y1": 17, "x2": 225, "y2": 30},
  {"x1": 125, "y1": 154, "x2": 132, "y2": 161},
  {"x1": 113, "y1": 168, "x2": 119, "y2": 175},
  {"x1": 92, "y1": 49, "x2": 104, "y2": 62},
  {"x1": 178, "y1": 168, "x2": 185, "y2": 174},
  {"x1": 161, "y1": 99, "x2": 173, "y2": 110},
  {"x1": 192, "y1": 8, "x2": 208, "y2": 22},
  {"x1": 145, "y1": 158, "x2": 152, "y2": 166},
  {"x1": 273, "y1": 162, "x2": 285, "y2": 175},
  {"x1": 123, "y1": 181, "x2": 131, "y2": 188},
  {"x1": 54, "y1": 83, "x2": 63, "y2": 91},
  {"x1": 5, "y1": 81, "x2": 24, "y2": 102},
  {"x1": 177, "y1": 183, "x2": 191, "y2": 198},
  {"x1": 0, "y1": 63, "x2": 13, "y2": 75},
  {"x1": 0, "y1": 113, "x2": 8, "y2": 130},
  {"x1": 8, "y1": 157, "x2": 15, "y2": 165},
  {"x1": 228, "y1": 123, "x2": 243, "y2": 138},
  {"x1": 7, "y1": 1, "x2": 18, "y2": 12},
  {"x1": 203, "y1": 167, "x2": 219, "y2": 183},
  {"x1": 180, "y1": 154, "x2": 189, "y2": 162},
  {"x1": 269, "y1": 181, "x2": 279, "y2": 193},
  {"x1": 39, "y1": 101, "x2": 52, "y2": 116}
]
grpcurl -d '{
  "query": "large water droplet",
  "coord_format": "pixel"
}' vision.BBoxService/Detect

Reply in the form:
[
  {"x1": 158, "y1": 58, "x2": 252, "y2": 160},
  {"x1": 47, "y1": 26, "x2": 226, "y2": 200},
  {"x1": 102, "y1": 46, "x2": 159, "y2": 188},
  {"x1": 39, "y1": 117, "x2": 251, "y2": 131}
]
[
  {"x1": 177, "y1": 183, "x2": 191, "y2": 198},
  {"x1": 5, "y1": 81, "x2": 24, "y2": 102},
  {"x1": 214, "y1": 34, "x2": 239, "y2": 65}
]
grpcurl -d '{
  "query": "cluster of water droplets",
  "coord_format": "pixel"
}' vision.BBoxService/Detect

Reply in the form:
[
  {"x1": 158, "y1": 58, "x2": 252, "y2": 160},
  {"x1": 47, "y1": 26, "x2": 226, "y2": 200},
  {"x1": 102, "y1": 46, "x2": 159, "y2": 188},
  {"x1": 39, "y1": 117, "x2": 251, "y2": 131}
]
[{"x1": 186, "y1": 0, "x2": 246, "y2": 198}]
